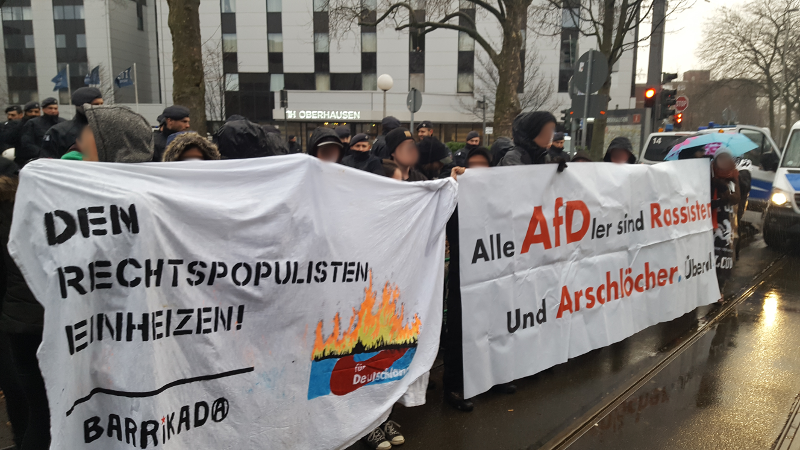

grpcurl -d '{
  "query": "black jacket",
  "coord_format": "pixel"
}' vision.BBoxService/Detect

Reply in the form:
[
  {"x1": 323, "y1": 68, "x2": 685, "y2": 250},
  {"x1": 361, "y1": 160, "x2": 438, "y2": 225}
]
[
  {"x1": 546, "y1": 146, "x2": 569, "y2": 164},
  {"x1": 490, "y1": 137, "x2": 514, "y2": 166},
  {"x1": 371, "y1": 135, "x2": 389, "y2": 159},
  {"x1": 213, "y1": 117, "x2": 287, "y2": 159},
  {"x1": 152, "y1": 128, "x2": 171, "y2": 162},
  {"x1": 1, "y1": 117, "x2": 33, "y2": 155},
  {"x1": 0, "y1": 175, "x2": 41, "y2": 335},
  {"x1": 498, "y1": 112, "x2": 556, "y2": 166},
  {"x1": 18, "y1": 114, "x2": 65, "y2": 165},
  {"x1": 342, "y1": 151, "x2": 384, "y2": 175},
  {"x1": 41, "y1": 112, "x2": 88, "y2": 158},
  {"x1": 288, "y1": 141, "x2": 302, "y2": 154}
]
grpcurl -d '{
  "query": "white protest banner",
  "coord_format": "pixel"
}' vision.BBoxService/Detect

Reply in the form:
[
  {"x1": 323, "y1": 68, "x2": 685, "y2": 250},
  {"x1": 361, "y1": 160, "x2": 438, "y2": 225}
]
[
  {"x1": 9, "y1": 155, "x2": 457, "y2": 449},
  {"x1": 458, "y1": 159, "x2": 720, "y2": 398}
]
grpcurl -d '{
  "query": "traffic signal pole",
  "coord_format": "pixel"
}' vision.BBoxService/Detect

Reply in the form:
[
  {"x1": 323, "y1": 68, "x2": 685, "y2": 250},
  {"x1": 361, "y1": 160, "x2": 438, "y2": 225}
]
[{"x1": 581, "y1": 49, "x2": 593, "y2": 150}]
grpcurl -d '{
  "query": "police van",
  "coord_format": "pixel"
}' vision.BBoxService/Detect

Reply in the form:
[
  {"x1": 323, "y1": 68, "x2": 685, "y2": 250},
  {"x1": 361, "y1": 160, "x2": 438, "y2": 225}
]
[{"x1": 763, "y1": 121, "x2": 800, "y2": 247}]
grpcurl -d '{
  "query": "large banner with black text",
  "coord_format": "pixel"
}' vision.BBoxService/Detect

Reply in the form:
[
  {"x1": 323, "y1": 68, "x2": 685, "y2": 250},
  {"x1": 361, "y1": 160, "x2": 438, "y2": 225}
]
[
  {"x1": 9, "y1": 155, "x2": 457, "y2": 449},
  {"x1": 457, "y1": 159, "x2": 720, "y2": 398}
]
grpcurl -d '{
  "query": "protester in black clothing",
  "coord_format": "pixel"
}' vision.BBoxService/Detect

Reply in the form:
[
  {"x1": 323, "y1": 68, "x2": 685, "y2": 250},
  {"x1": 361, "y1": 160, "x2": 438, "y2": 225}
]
[
  {"x1": 0, "y1": 102, "x2": 39, "y2": 158},
  {"x1": 603, "y1": 136, "x2": 637, "y2": 164},
  {"x1": 307, "y1": 127, "x2": 344, "y2": 163},
  {"x1": 489, "y1": 137, "x2": 514, "y2": 166},
  {"x1": 335, "y1": 125, "x2": 351, "y2": 144},
  {"x1": 547, "y1": 132, "x2": 569, "y2": 164},
  {"x1": 288, "y1": 135, "x2": 302, "y2": 153},
  {"x1": 341, "y1": 133, "x2": 383, "y2": 175},
  {"x1": 386, "y1": 127, "x2": 427, "y2": 181},
  {"x1": 40, "y1": 87, "x2": 103, "y2": 158},
  {"x1": 153, "y1": 105, "x2": 191, "y2": 161},
  {"x1": 213, "y1": 115, "x2": 286, "y2": 159},
  {"x1": 498, "y1": 111, "x2": 559, "y2": 168},
  {"x1": 417, "y1": 135, "x2": 453, "y2": 179},
  {"x1": 381, "y1": 159, "x2": 403, "y2": 180},
  {"x1": 4, "y1": 105, "x2": 21, "y2": 121},
  {"x1": 18, "y1": 97, "x2": 64, "y2": 166},
  {"x1": 371, "y1": 116, "x2": 401, "y2": 158}
]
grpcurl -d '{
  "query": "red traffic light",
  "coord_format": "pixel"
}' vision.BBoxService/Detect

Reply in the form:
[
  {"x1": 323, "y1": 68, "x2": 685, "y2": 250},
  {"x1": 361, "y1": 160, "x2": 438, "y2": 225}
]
[
  {"x1": 644, "y1": 87, "x2": 657, "y2": 108},
  {"x1": 675, "y1": 113, "x2": 683, "y2": 123},
  {"x1": 644, "y1": 88, "x2": 656, "y2": 99}
]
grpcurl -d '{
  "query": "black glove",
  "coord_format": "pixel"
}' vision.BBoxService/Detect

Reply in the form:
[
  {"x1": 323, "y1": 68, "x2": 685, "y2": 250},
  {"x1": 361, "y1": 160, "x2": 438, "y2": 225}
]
[{"x1": 557, "y1": 159, "x2": 568, "y2": 173}]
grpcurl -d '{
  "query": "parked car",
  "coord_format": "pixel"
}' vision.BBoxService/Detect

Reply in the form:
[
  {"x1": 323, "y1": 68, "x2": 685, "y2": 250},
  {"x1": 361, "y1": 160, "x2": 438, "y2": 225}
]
[{"x1": 762, "y1": 121, "x2": 800, "y2": 247}]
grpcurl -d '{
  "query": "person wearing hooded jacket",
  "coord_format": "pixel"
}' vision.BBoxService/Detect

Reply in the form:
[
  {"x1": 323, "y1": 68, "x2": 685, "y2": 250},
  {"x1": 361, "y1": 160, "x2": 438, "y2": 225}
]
[
  {"x1": 162, "y1": 132, "x2": 221, "y2": 162},
  {"x1": 489, "y1": 137, "x2": 514, "y2": 167},
  {"x1": 18, "y1": 97, "x2": 64, "y2": 166},
  {"x1": 371, "y1": 116, "x2": 401, "y2": 159},
  {"x1": 307, "y1": 127, "x2": 344, "y2": 163},
  {"x1": 213, "y1": 115, "x2": 287, "y2": 159},
  {"x1": 341, "y1": 133, "x2": 383, "y2": 175},
  {"x1": 40, "y1": 87, "x2": 103, "y2": 158},
  {"x1": 498, "y1": 111, "x2": 560, "y2": 168},
  {"x1": 417, "y1": 135, "x2": 453, "y2": 179},
  {"x1": 603, "y1": 136, "x2": 637, "y2": 164}
]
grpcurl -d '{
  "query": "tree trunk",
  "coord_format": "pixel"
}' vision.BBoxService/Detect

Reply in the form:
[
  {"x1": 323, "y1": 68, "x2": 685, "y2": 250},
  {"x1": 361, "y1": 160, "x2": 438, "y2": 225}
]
[
  {"x1": 491, "y1": 2, "x2": 526, "y2": 139},
  {"x1": 167, "y1": 0, "x2": 207, "y2": 135}
]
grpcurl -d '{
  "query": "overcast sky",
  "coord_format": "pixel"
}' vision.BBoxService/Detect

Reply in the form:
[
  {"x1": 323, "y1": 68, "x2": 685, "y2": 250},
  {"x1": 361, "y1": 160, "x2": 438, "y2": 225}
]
[{"x1": 636, "y1": 0, "x2": 741, "y2": 82}]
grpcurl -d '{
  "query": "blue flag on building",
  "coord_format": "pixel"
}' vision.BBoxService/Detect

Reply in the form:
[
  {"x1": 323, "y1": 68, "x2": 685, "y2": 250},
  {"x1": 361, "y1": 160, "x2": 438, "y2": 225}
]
[
  {"x1": 52, "y1": 69, "x2": 68, "y2": 91},
  {"x1": 114, "y1": 66, "x2": 134, "y2": 88},
  {"x1": 84, "y1": 66, "x2": 99, "y2": 85}
]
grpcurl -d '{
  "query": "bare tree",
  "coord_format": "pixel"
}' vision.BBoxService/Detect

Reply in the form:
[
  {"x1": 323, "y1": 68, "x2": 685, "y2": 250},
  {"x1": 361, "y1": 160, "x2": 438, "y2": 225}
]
[
  {"x1": 459, "y1": 46, "x2": 560, "y2": 124},
  {"x1": 535, "y1": 0, "x2": 692, "y2": 159},
  {"x1": 166, "y1": 0, "x2": 207, "y2": 135},
  {"x1": 328, "y1": 0, "x2": 532, "y2": 138},
  {"x1": 203, "y1": 39, "x2": 230, "y2": 123}
]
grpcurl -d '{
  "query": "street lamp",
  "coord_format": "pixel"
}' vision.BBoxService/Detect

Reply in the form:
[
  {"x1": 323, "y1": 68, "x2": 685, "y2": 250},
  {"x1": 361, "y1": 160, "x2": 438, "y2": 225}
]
[{"x1": 377, "y1": 74, "x2": 393, "y2": 119}]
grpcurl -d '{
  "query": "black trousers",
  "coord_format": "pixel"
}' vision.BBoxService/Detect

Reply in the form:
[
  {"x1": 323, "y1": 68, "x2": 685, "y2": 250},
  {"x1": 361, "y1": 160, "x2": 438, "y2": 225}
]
[
  {"x1": 442, "y1": 210, "x2": 464, "y2": 394},
  {"x1": 9, "y1": 332, "x2": 50, "y2": 450},
  {"x1": 0, "y1": 330, "x2": 28, "y2": 448}
]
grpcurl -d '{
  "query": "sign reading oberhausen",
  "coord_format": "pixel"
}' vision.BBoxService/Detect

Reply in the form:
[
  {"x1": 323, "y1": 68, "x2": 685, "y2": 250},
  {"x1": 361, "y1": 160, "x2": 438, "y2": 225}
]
[{"x1": 286, "y1": 110, "x2": 361, "y2": 120}]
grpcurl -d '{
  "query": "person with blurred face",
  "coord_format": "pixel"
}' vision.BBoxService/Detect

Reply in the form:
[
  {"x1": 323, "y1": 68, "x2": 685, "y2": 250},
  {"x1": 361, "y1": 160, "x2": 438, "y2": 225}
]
[
  {"x1": 381, "y1": 159, "x2": 403, "y2": 180},
  {"x1": 387, "y1": 127, "x2": 427, "y2": 181},
  {"x1": 416, "y1": 120, "x2": 434, "y2": 139},
  {"x1": 307, "y1": 127, "x2": 344, "y2": 163},
  {"x1": 498, "y1": 111, "x2": 561, "y2": 169},
  {"x1": 341, "y1": 133, "x2": 384, "y2": 175},
  {"x1": 18, "y1": 97, "x2": 65, "y2": 166},
  {"x1": 603, "y1": 137, "x2": 636, "y2": 164},
  {"x1": 75, "y1": 105, "x2": 154, "y2": 163}
]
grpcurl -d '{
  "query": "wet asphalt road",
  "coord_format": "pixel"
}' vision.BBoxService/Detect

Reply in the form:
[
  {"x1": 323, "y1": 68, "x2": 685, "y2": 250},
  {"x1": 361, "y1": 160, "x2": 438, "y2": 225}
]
[{"x1": 0, "y1": 236, "x2": 792, "y2": 449}]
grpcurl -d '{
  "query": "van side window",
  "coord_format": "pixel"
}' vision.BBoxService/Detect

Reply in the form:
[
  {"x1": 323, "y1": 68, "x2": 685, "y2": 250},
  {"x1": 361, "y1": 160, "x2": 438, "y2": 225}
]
[{"x1": 740, "y1": 130, "x2": 766, "y2": 166}]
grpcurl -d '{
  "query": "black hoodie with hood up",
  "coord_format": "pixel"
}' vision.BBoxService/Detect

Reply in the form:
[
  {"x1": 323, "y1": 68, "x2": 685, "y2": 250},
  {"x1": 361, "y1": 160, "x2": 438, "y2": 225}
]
[
  {"x1": 603, "y1": 136, "x2": 637, "y2": 164},
  {"x1": 498, "y1": 111, "x2": 557, "y2": 166},
  {"x1": 371, "y1": 116, "x2": 401, "y2": 159},
  {"x1": 490, "y1": 137, "x2": 514, "y2": 166},
  {"x1": 307, "y1": 127, "x2": 344, "y2": 163}
]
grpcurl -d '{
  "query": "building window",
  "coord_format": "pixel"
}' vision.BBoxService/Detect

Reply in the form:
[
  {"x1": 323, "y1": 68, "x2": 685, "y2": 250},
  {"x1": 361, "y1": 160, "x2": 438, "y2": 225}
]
[
  {"x1": 221, "y1": 0, "x2": 236, "y2": 13},
  {"x1": 458, "y1": 31, "x2": 474, "y2": 51},
  {"x1": 24, "y1": 35, "x2": 34, "y2": 49},
  {"x1": 270, "y1": 74, "x2": 284, "y2": 91},
  {"x1": 361, "y1": 32, "x2": 377, "y2": 52},
  {"x1": 76, "y1": 34, "x2": 86, "y2": 48},
  {"x1": 267, "y1": 0, "x2": 282, "y2": 12},
  {"x1": 3, "y1": 6, "x2": 32, "y2": 21},
  {"x1": 268, "y1": 34, "x2": 283, "y2": 52},
  {"x1": 362, "y1": 73, "x2": 377, "y2": 90},
  {"x1": 361, "y1": 0, "x2": 377, "y2": 9},
  {"x1": 55, "y1": 34, "x2": 66, "y2": 49},
  {"x1": 137, "y1": 3, "x2": 144, "y2": 31},
  {"x1": 559, "y1": 29, "x2": 578, "y2": 92},
  {"x1": 410, "y1": 73, "x2": 424, "y2": 92},
  {"x1": 314, "y1": 33, "x2": 329, "y2": 53},
  {"x1": 313, "y1": 0, "x2": 328, "y2": 12},
  {"x1": 225, "y1": 74, "x2": 239, "y2": 91},
  {"x1": 316, "y1": 74, "x2": 330, "y2": 90},
  {"x1": 222, "y1": 34, "x2": 237, "y2": 53},
  {"x1": 457, "y1": 73, "x2": 473, "y2": 93}
]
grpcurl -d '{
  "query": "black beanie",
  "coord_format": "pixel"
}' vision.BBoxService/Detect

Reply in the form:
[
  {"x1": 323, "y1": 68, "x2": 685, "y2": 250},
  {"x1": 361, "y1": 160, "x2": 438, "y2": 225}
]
[
  {"x1": 466, "y1": 130, "x2": 480, "y2": 141},
  {"x1": 381, "y1": 116, "x2": 401, "y2": 135},
  {"x1": 386, "y1": 127, "x2": 414, "y2": 155},
  {"x1": 71, "y1": 87, "x2": 102, "y2": 106},
  {"x1": 41, "y1": 97, "x2": 58, "y2": 108},
  {"x1": 466, "y1": 147, "x2": 492, "y2": 167},
  {"x1": 335, "y1": 125, "x2": 351, "y2": 138}
]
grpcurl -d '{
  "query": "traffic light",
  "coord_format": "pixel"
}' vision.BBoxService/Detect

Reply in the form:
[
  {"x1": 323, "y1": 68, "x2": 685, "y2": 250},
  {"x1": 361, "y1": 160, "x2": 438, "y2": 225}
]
[
  {"x1": 662, "y1": 72, "x2": 678, "y2": 84},
  {"x1": 659, "y1": 88, "x2": 677, "y2": 120},
  {"x1": 560, "y1": 108, "x2": 569, "y2": 122},
  {"x1": 674, "y1": 112, "x2": 683, "y2": 129},
  {"x1": 644, "y1": 87, "x2": 657, "y2": 108},
  {"x1": 280, "y1": 89, "x2": 288, "y2": 108}
]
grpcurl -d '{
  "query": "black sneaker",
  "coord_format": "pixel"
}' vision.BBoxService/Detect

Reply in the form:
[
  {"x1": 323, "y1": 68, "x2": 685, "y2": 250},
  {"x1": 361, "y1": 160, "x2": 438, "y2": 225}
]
[
  {"x1": 445, "y1": 391, "x2": 474, "y2": 412},
  {"x1": 361, "y1": 427, "x2": 392, "y2": 450},
  {"x1": 382, "y1": 420, "x2": 405, "y2": 446},
  {"x1": 491, "y1": 382, "x2": 517, "y2": 394}
]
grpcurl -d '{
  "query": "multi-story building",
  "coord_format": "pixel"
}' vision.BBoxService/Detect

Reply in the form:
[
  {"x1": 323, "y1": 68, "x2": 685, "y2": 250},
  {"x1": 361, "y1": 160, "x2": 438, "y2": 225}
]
[{"x1": 1, "y1": 0, "x2": 638, "y2": 146}]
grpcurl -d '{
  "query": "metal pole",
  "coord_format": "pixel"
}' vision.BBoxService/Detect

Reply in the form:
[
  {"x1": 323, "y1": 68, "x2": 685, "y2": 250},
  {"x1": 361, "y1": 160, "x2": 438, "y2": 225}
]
[
  {"x1": 382, "y1": 90, "x2": 387, "y2": 118},
  {"x1": 570, "y1": 117, "x2": 578, "y2": 157},
  {"x1": 283, "y1": 107, "x2": 288, "y2": 143},
  {"x1": 482, "y1": 95, "x2": 486, "y2": 146},
  {"x1": 581, "y1": 49, "x2": 593, "y2": 150},
  {"x1": 66, "y1": 63, "x2": 71, "y2": 105},
  {"x1": 410, "y1": 89, "x2": 415, "y2": 133},
  {"x1": 133, "y1": 63, "x2": 139, "y2": 113}
]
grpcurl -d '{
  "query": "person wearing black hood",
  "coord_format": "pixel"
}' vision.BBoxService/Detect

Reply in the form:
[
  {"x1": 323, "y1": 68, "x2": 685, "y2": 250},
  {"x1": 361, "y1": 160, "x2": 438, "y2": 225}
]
[
  {"x1": 417, "y1": 135, "x2": 453, "y2": 179},
  {"x1": 287, "y1": 135, "x2": 302, "y2": 153},
  {"x1": 307, "y1": 127, "x2": 344, "y2": 163},
  {"x1": 371, "y1": 116, "x2": 401, "y2": 159},
  {"x1": 489, "y1": 137, "x2": 514, "y2": 167},
  {"x1": 40, "y1": 87, "x2": 103, "y2": 158},
  {"x1": 341, "y1": 133, "x2": 383, "y2": 175},
  {"x1": 213, "y1": 115, "x2": 286, "y2": 159},
  {"x1": 498, "y1": 111, "x2": 560, "y2": 168},
  {"x1": 18, "y1": 97, "x2": 64, "y2": 166},
  {"x1": 153, "y1": 105, "x2": 191, "y2": 162},
  {"x1": 1, "y1": 102, "x2": 40, "y2": 156},
  {"x1": 603, "y1": 136, "x2": 637, "y2": 164}
]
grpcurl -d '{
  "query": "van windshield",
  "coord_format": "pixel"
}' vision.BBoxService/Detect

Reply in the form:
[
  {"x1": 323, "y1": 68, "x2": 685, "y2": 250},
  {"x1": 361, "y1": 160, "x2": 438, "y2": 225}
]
[
  {"x1": 782, "y1": 130, "x2": 800, "y2": 168},
  {"x1": 643, "y1": 135, "x2": 689, "y2": 161}
]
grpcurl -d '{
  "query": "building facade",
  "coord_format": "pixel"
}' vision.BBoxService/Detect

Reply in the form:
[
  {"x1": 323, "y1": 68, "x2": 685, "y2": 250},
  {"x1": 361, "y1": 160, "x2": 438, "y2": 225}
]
[{"x1": 2, "y1": 0, "x2": 638, "y2": 145}]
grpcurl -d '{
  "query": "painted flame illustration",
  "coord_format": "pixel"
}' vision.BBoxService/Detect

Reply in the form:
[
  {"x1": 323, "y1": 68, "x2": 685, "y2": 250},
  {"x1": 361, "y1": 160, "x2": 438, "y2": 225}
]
[{"x1": 312, "y1": 272, "x2": 421, "y2": 361}]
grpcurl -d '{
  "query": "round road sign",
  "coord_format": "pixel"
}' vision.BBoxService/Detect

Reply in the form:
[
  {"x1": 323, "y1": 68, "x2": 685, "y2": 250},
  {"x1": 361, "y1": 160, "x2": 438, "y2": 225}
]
[{"x1": 675, "y1": 96, "x2": 689, "y2": 112}]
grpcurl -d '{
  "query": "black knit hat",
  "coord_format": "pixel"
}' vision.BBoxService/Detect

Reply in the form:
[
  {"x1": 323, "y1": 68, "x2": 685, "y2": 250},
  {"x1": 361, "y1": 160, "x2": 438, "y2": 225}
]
[
  {"x1": 386, "y1": 127, "x2": 415, "y2": 155},
  {"x1": 466, "y1": 130, "x2": 480, "y2": 141},
  {"x1": 335, "y1": 125, "x2": 351, "y2": 138},
  {"x1": 41, "y1": 97, "x2": 58, "y2": 108},
  {"x1": 71, "y1": 87, "x2": 102, "y2": 106}
]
